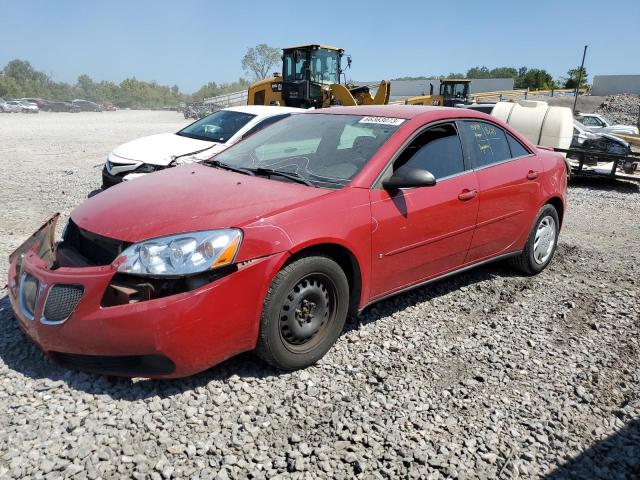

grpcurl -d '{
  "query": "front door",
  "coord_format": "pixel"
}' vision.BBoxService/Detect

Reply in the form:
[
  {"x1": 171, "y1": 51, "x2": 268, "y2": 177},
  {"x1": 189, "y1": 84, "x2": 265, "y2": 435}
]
[{"x1": 369, "y1": 122, "x2": 479, "y2": 299}]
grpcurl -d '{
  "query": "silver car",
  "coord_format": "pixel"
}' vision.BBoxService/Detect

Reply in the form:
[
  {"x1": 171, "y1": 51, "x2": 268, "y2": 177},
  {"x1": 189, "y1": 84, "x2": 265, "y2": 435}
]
[
  {"x1": 575, "y1": 113, "x2": 638, "y2": 135},
  {"x1": 1, "y1": 100, "x2": 24, "y2": 113}
]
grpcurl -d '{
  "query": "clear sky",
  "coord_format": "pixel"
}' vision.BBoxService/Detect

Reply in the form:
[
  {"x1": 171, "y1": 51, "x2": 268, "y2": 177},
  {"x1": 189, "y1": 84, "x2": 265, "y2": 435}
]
[{"x1": 2, "y1": 0, "x2": 639, "y2": 93}]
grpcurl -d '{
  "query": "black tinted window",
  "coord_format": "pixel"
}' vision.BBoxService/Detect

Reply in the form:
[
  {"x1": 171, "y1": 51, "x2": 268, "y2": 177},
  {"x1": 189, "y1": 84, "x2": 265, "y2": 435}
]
[
  {"x1": 394, "y1": 123, "x2": 465, "y2": 179},
  {"x1": 242, "y1": 114, "x2": 290, "y2": 139},
  {"x1": 461, "y1": 121, "x2": 511, "y2": 168},
  {"x1": 507, "y1": 132, "x2": 530, "y2": 158}
]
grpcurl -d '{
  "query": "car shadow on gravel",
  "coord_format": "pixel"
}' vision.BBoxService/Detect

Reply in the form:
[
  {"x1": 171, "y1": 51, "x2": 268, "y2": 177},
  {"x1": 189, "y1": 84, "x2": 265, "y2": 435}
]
[
  {"x1": 349, "y1": 260, "x2": 521, "y2": 333},
  {"x1": 0, "y1": 260, "x2": 521, "y2": 400},
  {"x1": 569, "y1": 176, "x2": 640, "y2": 193},
  {"x1": 544, "y1": 418, "x2": 640, "y2": 480}
]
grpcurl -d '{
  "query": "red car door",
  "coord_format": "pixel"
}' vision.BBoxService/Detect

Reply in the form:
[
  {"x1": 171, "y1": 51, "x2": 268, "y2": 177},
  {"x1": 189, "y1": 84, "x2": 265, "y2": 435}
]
[
  {"x1": 458, "y1": 120, "x2": 543, "y2": 262},
  {"x1": 369, "y1": 122, "x2": 479, "y2": 299}
]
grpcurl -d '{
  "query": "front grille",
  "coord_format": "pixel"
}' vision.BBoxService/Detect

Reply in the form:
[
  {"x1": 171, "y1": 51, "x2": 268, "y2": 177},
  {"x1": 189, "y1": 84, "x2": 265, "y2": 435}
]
[
  {"x1": 60, "y1": 220, "x2": 129, "y2": 266},
  {"x1": 43, "y1": 284, "x2": 84, "y2": 323},
  {"x1": 20, "y1": 273, "x2": 39, "y2": 318},
  {"x1": 50, "y1": 352, "x2": 176, "y2": 376}
]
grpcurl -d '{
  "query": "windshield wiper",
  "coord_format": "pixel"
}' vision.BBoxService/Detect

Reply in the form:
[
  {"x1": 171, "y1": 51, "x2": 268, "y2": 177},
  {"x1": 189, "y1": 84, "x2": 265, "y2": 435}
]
[
  {"x1": 202, "y1": 159, "x2": 255, "y2": 176},
  {"x1": 251, "y1": 167, "x2": 316, "y2": 187}
]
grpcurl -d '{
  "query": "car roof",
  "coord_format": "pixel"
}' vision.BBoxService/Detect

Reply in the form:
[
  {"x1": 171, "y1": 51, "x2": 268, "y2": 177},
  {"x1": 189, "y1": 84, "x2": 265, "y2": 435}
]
[
  {"x1": 305, "y1": 104, "x2": 487, "y2": 120},
  {"x1": 225, "y1": 105, "x2": 303, "y2": 117}
]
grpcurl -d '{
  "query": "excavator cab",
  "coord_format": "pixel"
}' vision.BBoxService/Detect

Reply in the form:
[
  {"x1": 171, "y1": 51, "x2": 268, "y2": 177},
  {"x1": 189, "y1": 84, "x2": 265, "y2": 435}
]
[
  {"x1": 439, "y1": 79, "x2": 471, "y2": 107},
  {"x1": 281, "y1": 45, "x2": 342, "y2": 108},
  {"x1": 247, "y1": 44, "x2": 390, "y2": 109}
]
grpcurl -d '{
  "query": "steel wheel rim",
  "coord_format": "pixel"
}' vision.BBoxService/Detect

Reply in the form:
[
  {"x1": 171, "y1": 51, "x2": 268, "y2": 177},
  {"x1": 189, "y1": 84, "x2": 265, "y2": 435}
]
[
  {"x1": 533, "y1": 215, "x2": 556, "y2": 265},
  {"x1": 279, "y1": 273, "x2": 337, "y2": 354}
]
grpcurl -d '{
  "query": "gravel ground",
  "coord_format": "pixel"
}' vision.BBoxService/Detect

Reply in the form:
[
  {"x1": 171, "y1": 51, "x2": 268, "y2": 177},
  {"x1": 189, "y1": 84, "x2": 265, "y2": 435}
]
[{"x1": 0, "y1": 111, "x2": 639, "y2": 479}]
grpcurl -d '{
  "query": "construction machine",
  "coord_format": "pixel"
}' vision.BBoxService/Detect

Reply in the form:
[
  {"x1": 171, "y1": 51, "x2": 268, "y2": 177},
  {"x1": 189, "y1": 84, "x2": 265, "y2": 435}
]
[
  {"x1": 405, "y1": 79, "x2": 472, "y2": 107},
  {"x1": 247, "y1": 44, "x2": 390, "y2": 109}
]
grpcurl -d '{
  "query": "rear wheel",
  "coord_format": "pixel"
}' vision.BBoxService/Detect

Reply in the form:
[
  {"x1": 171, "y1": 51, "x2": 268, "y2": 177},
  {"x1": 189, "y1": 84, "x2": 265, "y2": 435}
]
[
  {"x1": 256, "y1": 255, "x2": 349, "y2": 370},
  {"x1": 509, "y1": 204, "x2": 559, "y2": 275}
]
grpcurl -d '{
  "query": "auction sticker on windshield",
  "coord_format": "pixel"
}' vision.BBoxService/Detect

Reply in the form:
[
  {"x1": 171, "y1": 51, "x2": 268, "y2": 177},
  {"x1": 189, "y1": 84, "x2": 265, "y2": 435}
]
[{"x1": 358, "y1": 116, "x2": 406, "y2": 126}]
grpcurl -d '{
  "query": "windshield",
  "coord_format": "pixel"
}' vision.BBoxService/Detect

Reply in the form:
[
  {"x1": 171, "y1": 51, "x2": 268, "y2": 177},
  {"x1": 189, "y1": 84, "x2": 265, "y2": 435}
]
[
  {"x1": 283, "y1": 48, "x2": 339, "y2": 84},
  {"x1": 441, "y1": 83, "x2": 468, "y2": 98},
  {"x1": 310, "y1": 49, "x2": 339, "y2": 84},
  {"x1": 210, "y1": 114, "x2": 402, "y2": 188},
  {"x1": 178, "y1": 110, "x2": 256, "y2": 143}
]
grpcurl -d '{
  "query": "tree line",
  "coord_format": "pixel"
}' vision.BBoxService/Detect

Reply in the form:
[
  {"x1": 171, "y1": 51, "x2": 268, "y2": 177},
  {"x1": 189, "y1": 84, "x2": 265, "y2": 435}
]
[
  {"x1": 393, "y1": 65, "x2": 588, "y2": 91},
  {"x1": 1, "y1": 53, "x2": 590, "y2": 109},
  {"x1": 0, "y1": 59, "x2": 251, "y2": 108}
]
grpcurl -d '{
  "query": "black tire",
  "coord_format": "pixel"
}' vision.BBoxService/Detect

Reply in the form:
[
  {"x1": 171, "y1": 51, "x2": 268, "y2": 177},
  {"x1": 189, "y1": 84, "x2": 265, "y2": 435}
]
[
  {"x1": 509, "y1": 204, "x2": 560, "y2": 275},
  {"x1": 256, "y1": 255, "x2": 349, "y2": 370}
]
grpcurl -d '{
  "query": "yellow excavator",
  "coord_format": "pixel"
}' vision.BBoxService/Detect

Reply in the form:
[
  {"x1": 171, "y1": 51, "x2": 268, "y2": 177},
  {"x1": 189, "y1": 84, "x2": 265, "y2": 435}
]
[
  {"x1": 247, "y1": 44, "x2": 390, "y2": 109},
  {"x1": 405, "y1": 79, "x2": 472, "y2": 107}
]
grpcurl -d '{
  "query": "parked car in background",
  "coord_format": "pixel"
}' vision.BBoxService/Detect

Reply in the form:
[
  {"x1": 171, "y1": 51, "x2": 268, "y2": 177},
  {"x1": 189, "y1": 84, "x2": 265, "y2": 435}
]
[
  {"x1": 8, "y1": 106, "x2": 567, "y2": 378},
  {"x1": 47, "y1": 101, "x2": 80, "y2": 113},
  {"x1": 1, "y1": 100, "x2": 22, "y2": 112},
  {"x1": 102, "y1": 105, "x2": 302, "y2": 187},
  {"x1": 575, "y1": 113, "x2": 639, "y2": 135},
  {"x1": 18, "y1": 101, "x2": 39, "y2": 113},
  {"x1": 20, "y1": 98, "x2": 51, "y2": 111},
  {"x1": 102, "y1": 101, "x2": 116, "y2": 111},
  {"x1": 571, "y1": 120, "x2": 631, "y2": 155},
  {"x1": 72, "y1": 99, "x2": 102, "y2": 112},
  {"x1": 2, "y1": 100, "x2": 39, "y2": 113}
]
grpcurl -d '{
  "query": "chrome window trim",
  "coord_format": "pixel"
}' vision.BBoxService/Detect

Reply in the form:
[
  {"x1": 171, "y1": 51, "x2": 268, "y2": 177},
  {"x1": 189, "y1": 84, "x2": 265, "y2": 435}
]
[
  {"x1": 18, "y1": 272, "x2": 36, "y2": 321},
  {"x1": 471, "y1": 153, "x2": 536, "y2": 172}
]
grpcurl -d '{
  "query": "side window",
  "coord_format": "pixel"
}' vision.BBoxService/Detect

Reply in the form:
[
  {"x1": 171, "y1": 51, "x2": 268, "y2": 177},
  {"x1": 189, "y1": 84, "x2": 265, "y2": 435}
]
[
  {"x1": 393, "y1": 123, "x2": 465, "y2": 180},
  {"x1": 581, "y1": 116, "x2": 598, "y2": 127},
  {"x1": 242, "y1": 114, "x2": 290, "y2": 139},
  {"x1": 460, "y1": 120, "x2": 511, "y2": 168},
  {"x1": 506, "y1": 132, "x2": 531, "y2": 158}
]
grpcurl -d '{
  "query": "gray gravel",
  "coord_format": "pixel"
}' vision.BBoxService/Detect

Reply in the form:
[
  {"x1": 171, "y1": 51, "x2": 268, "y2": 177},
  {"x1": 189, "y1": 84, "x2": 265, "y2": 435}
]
[
  {"x1": 1, "y1": 111, "x2": 639, "y2": 479},
  {"x1": 594, "y1": 94, "x2": 640, "y2": 126}
]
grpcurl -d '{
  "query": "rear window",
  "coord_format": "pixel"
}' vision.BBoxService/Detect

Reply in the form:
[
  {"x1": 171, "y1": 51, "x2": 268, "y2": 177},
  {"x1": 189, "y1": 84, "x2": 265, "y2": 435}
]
[{"x1": 507, "y1": 133, "x2": 531, "y2": 158}]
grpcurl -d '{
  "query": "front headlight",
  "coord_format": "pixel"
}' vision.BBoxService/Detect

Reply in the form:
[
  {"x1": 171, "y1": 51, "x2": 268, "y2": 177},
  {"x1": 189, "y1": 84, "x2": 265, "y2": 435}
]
[{"x1": 114, "y1": 229, "x2": 242, "y2": 276}]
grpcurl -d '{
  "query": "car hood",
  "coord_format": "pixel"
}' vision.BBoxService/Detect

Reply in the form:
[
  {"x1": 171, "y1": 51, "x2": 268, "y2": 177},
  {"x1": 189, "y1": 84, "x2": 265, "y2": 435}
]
[
  {"x1": 112, "y1": 133, "x2": 225, "y2": 166},
  {"x1": 71, "y1": 164, "x2": 330, "y2": 242},
  {"x1": 601, "y1": 125, "x2": 639, "y2": 135}
]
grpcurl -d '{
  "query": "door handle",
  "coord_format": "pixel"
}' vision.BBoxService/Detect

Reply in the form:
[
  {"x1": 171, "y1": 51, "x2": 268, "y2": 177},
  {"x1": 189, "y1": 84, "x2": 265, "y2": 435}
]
[
  {"x1": 527, "y1": 170, "x2": 539, "y2": 180},
  {"x1": 458, "y1": 189, "x2": 477, "y2": 201}
]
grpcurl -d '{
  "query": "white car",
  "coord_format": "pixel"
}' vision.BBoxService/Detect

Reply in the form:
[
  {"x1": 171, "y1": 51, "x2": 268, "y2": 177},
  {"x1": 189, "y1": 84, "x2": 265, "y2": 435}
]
[
  {"x1": 575, "y1": 113, "x2": 638, "y2": 135},
  {"x1": 19, "y1": 101, "x2": 39, "y2": 113},
  {"x1": 102, "y1": 105, "x2": 302, "y2": 187},
  {"x1": 1, "y1": 100, "x2": 26, "y2": 113}
]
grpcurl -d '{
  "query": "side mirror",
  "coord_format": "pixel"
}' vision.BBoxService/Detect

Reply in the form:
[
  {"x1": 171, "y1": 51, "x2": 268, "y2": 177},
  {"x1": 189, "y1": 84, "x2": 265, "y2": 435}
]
[
  {"x1": 382, "y1": 166, "x2": 436, "y2": 189},
  {"x1": 347, "y1": 55, "x2": 352, "y2": 69}
]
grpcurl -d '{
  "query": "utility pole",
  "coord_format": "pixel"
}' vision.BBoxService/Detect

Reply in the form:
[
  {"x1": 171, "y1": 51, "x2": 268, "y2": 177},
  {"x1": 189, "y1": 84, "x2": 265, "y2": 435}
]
[{"x1": 572, "y1": 45, "x2": 588, "y2": 114}]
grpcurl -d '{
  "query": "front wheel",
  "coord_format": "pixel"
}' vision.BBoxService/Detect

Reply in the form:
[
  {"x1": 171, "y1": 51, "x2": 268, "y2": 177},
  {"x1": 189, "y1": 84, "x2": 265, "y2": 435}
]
[
  {"x1": 509, "y1": 204, "x2": 560, "y2": 275},
  {"x1": 256, "y1": 255, "x2": 349, "y2": 370}
]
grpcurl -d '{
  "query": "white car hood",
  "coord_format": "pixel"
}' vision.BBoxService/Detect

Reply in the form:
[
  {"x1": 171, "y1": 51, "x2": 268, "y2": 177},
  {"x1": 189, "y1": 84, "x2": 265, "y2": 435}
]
[
  {"x1": 602, "y1": 125, "x2": 639, "y2": 135},
  {"x1": 112, "y1": 133, "x2": 226, "y2": 166}
]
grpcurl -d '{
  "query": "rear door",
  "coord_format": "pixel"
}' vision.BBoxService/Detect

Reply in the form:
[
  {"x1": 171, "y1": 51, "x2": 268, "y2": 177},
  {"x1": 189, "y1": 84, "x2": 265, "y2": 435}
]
[
  {"x1": 369, "y1": 122, "x2": 479, "y2": 298},
  {"x1": 458, "y1": 120, "x2": 543, "y2": 262}
]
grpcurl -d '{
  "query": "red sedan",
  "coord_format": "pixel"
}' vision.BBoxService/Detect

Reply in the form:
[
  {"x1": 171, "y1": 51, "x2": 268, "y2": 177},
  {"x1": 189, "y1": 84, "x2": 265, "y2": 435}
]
[{"x1": 7, "y1": 106, "x2": 567, "y2": 378}]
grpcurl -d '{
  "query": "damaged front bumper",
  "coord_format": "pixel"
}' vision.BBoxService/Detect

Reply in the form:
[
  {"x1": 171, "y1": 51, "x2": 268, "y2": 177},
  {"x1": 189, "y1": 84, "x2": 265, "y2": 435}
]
[{"x1": 7, "y1": 215, "x2": 285, "y2": 378}]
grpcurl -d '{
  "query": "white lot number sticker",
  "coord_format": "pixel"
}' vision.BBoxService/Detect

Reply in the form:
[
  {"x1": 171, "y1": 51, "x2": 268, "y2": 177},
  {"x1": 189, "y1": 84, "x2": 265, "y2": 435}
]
[{"x1": 358, "y1": 116, "x2": 405, "y2": 126}]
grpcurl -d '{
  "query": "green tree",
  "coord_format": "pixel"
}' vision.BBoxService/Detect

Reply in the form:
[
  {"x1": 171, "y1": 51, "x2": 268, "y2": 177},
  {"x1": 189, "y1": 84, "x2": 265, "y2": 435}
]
[
  {"x1": 514, "y1": 67, "x2": 555, "y2": 90},
  {"x1": 241, "y1": 44, "x2": 281, "y2": 80},
  {"x1": 489, "y1": 67, "x2": 517, "y2": 78},
  {"x1": 563, "y1": 67, "x2": 588, "y2": 89},
  {"x1": 466, "y1": 66, "x2": 491, "y2": 78},
  {"x1": 0, "y1": 74, "x2": 22, "y2": 98}
]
